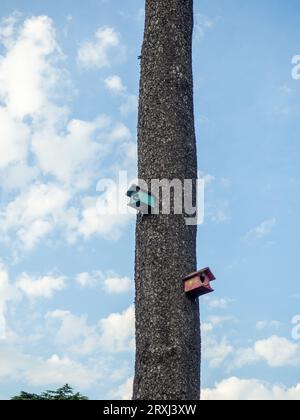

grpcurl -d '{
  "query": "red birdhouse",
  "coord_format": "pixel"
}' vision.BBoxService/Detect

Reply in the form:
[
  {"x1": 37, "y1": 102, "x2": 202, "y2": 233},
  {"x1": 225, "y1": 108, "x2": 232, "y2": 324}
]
[{"x1": 183, "y1": 268, "x2": 216, "y2": 298}]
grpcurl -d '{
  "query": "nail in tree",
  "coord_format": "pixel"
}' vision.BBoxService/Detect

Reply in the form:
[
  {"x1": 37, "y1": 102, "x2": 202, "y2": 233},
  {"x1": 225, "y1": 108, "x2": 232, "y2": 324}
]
[{"x1": 133, "y1": 0, "x2": 200, "y2": 400}]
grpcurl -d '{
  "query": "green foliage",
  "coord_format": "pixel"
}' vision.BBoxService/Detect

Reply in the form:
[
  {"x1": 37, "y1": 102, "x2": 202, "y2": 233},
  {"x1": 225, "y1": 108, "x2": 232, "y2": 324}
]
[{"x1": 11, "y1": 384, "x2": 88, "y2": 400}]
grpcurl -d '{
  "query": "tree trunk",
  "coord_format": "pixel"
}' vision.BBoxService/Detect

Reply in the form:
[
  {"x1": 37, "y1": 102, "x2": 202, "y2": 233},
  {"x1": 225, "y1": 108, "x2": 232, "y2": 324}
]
[{"x1": 133, "y1": 0, "x2": 200, "y2": 400}]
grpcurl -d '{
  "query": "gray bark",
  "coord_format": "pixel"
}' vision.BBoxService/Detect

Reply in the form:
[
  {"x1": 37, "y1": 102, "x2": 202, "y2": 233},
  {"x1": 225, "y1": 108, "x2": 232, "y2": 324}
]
[{"x1": 133, "y1": 0, "x2": 200, "y2": 400}]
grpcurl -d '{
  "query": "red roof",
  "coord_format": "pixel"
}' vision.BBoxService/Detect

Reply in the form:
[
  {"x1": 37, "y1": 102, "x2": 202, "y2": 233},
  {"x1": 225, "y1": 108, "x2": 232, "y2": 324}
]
[{"x1": 182, "y1": 267, "x2": 216, "y2": 282}]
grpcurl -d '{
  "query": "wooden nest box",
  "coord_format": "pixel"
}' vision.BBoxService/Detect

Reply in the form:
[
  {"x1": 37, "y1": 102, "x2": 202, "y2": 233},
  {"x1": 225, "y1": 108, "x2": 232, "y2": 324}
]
[
  {"x1": 126, "y1": 184, "x2": 156, "y2": 215},
  {"x1": 183, "y1": 267, "x2": 216, "y2": 298}
]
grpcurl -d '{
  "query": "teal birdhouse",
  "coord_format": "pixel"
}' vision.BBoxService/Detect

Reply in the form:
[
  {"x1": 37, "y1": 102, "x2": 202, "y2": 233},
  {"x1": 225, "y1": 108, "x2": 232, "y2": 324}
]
[{"x1": 126, "y1": 184, "x2": 156, "y2": 214}]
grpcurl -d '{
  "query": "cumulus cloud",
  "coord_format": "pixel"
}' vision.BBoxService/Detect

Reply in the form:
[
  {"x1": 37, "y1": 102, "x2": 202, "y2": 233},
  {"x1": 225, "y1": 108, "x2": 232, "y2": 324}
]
[
  {"x1": 104, "y1": 75, "x2": 138, "y2": 117},
  {"x1": 255, "y1": 336, "x2": 300, "y2": 367},
  {"x1": 0, "y1": 14, "x2": 135, "y2": 252},
  {"x1": 202, "y1": 377, "x2": 300, "y2": 401},
  {"x1": 75, "y1": 271, "x2": 133, "y2": 294},
  {"x1": 112, "y1": 377, "x2": 133, "y2": 400},
  {"x1": 0, "y1": 107, "x2": 29, "y2": 169},
  {"x1": 75, "y1": 272, "x2": 100, "y2": 288},
  {"x1": 105, "y1": 75, "x2": 126, "y2": 94},
  {"x1": 26, "y1": 354, "x2": 101, "y2": 389},
  {"x1": 46, "y1": 306, "x2": 135, "y2": 356},
  {"x1": 0, "y1": 264, "x2": 20, "y2": 339},
  {"x1": 46, "y1": 310, "x2": 100, "y2": 355},
  {"x1": 0, "y1": 183, "x2": 70, "y2": 250},
  {"x1": 203, "y1": 336, "x2": 234, "y2": 368},
  {"x1": 99, "y1": 306, "x2": 135, "y2": 353},
  {"x1": 77, "y1": 191, "x2": 133, "y2": 241},
  {"x1": 233, "y1": 336, "x2": 300, "y2": 369},
  {"x1": 31, "y1": 115, "x2": 113, "y2": 189},
  {"x1": 0, "y1": 15, "x2": 60, "y2": 119},
  {"x1": 78, "y1": 27, "x2": 121, "y2": 69},
  {"x1": 0, "y1": 162, "x2": 38, "y2": 191},
  {"x1": 202, "y1": 315, "x2": 235, "y2": 334},
  {"x1": 17, "y1": 273, "x2": 67, "y2": 299},
  {"x1": 0, "y1": 343, "x2": 104, "y2": 389},
  {"x1": 103, "y1": 274, "x2": 133, "y2": 294}
]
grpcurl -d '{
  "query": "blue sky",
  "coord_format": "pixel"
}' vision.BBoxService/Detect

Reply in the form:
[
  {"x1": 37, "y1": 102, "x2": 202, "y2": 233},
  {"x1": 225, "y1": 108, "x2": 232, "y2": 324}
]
[{"x1": 0, "y1": 0, "x2": 300, "y2": 400}]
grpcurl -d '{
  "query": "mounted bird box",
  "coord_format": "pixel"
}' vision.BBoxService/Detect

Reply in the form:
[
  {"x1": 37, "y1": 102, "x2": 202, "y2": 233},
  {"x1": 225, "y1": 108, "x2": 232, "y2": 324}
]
[
  {"x1": 126, "y1": 184, "x2": 156, "y2": 214},
  {"x1": 183, "y1": 267, "x2": 216, "y2": 298}
]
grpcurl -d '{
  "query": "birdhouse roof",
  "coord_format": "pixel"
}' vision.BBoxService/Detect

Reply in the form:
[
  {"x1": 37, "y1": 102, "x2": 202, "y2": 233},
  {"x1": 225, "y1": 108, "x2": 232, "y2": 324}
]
[{"x1": 182, "y1": 267, "x2": 216, "y2": 282}]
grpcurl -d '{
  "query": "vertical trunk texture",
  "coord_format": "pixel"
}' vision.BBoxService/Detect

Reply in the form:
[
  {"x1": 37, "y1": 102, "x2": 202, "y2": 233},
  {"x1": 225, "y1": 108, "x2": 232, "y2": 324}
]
[{"x1": 133, "y1": 0, "x2": 200, "y2": 400}]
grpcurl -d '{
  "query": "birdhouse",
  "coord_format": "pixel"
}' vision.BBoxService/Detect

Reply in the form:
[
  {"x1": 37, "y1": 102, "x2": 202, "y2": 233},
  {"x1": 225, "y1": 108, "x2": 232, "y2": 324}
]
[
  {"x1": 126, "y1": 184, "x2": 156, "y2": 214},
  {"x1": 183, "y1": 267, "x2": 216, "y2": 298}
]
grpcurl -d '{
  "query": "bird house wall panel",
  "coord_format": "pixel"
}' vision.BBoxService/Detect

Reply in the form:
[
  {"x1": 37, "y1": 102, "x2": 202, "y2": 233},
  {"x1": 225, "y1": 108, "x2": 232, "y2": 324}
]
[{"x1": 184, "y1": 276, "x2": 202, "y2": 293}]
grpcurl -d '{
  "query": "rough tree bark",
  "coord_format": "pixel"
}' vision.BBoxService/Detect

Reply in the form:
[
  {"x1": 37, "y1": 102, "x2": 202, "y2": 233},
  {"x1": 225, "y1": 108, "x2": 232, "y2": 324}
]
[{"x1": 133, "y1": 0, "x2": 200, "y2": 400}]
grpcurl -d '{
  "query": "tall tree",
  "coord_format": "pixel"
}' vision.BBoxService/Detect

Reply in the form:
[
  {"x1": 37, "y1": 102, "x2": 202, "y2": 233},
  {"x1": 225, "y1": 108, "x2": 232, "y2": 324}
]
[
  {"x1": 133, "y1": 0, "x2": 200, "y2": 400},
  {"x1": 11, "y1": 385, "x2": 88, "y2": 400}
]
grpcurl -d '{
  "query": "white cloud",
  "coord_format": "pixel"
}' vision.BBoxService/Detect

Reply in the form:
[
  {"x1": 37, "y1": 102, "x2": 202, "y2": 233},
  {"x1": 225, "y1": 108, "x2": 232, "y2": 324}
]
[
  {"x1": 0, "y1": 264, "x2": 20, "y2": 339},
  {"x1": 46, "y1": 310, "x2": 100, "y2": 355},
  {"x1": 99, "y1": 306, "x2": 135, "y2": 353},
  {"x1": 254, "y1": 336, "x2": 300, "y2": 367},
  {"x1": 243, "y1": 218, "x2": 277, "y2": 242},
  {"x1": 105, "y1": 75, "x2": 126, "y2": 94},
  {"x1": 103, "y1": 74, "x2": 138, "y2": 118},
  {"x1": 77, "y1": 190, "x2": 134, "y2": 241},
  {"x1": 112, "y1": 377, "x2": 133, "y2": 400},
  {"x1": 0, "y1": 162, "x2": 38, "y2": 191},
  {"x1": 76, "y1": 272, "x2": 100, "y2": 288},
  {"x1": 201, "y1": 314, "x2": 235, "y2": 339},
  {"x1": 75, "y1": 271, "x2": 133, "y2": 294},
  {"x1": 201, "y1": 323, "x2": 214, "y2": 334},
  {"x1": 104, "y1": 75, "x2": 138, "y2": 117},
  {"x1": 202, "y1": 377, "x2": 300, "y2": 400},
  {"x1": 0, "y1": 108, "x2": 29, "y2": 168},
  {"x1": 0, "y1": 13, "x2": 20, "y2": 48},
  {"x1": 26, "y1": 354, "x2": 101, "y2": 389},
  {"x1": 0, "y1": 15, "x2": 135, "y2": 252},
  {"x1": 18, "y1": 219, "x2": 53, "y2": 251},
  {"x1": 0, "y1": 339, "x2": 108, "y2": 390},
  {"x1": 204, "y1": 315, "x2": 235, "y2": 330},
  {"x1": 104, "y1": 274, "x2": 133, "y2": 294},
  {"x1": 207, "y1": 297, "x2": 234, "y2": 310},
  {"x1": 232, "y1": 347, "x2": 261, "y2": 369},
  {"x1": 108, "y1": 122, "x2": 131, "y2": 141},
  {"x1": 203, "y1": 336, "x2": 234, "y2": 368},
  {"x1": 233, "y1": 336, "x2": 300, "y2": 369},
  {"x1": 78, "y1": 27, "x2": 121, "y2": 69},
  {"x1": 47, "y1": 305, "x2": 135, "y2": 355},
  {"x1": 0, "y1": 183, "x2": 70, "y2": 250},
  {"x1": 0, "y1": 342, "x2": 102, "y2": 390},
  {"x1": 17, "y1": 273, "x2": 67, "y2": 299},
  {"x1": 0, "y1": 15, "x2": 60, "y2": 119},
  {"x1": 32, "y1": 115, "x2": 112, "y2": 189}
]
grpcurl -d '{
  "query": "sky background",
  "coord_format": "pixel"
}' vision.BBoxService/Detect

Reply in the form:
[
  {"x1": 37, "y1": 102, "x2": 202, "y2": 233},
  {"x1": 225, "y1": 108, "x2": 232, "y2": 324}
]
[{"x1": 0, "y1": 0, "x2": 300, "y2": 400}]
